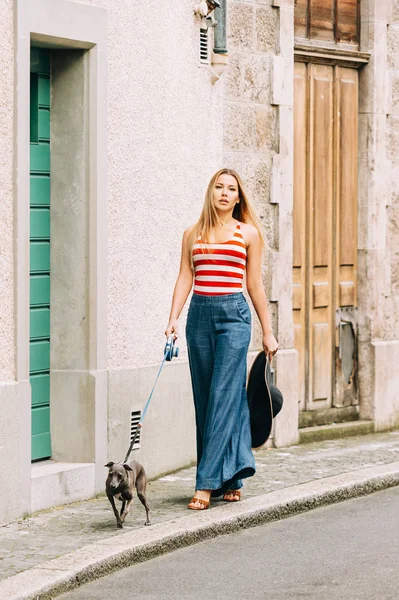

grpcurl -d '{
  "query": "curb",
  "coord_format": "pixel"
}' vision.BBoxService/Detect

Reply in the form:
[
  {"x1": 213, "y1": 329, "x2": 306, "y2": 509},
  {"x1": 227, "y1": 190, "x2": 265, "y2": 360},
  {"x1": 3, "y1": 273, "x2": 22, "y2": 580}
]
[{"x1": 2, "y1": 461, "x2": 399, "y2": 600}]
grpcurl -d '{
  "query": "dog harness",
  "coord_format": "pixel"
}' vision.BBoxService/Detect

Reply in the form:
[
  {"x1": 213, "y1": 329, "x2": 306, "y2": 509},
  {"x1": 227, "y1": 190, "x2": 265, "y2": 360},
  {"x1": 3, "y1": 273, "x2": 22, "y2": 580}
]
[{"x1": 192, "y1": 222, "x2": 247, "y2": 296}]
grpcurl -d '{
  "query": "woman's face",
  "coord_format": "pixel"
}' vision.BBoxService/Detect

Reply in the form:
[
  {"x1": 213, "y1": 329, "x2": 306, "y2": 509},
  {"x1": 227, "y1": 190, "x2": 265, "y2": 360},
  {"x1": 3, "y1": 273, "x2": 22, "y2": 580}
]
[{"x1": 213, "y1": 174, "x2": 240, "y2": 214}]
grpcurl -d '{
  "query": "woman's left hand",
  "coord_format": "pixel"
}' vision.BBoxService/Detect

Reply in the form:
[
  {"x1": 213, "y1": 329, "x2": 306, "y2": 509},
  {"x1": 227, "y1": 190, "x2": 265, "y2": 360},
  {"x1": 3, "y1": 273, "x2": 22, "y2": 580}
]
[{"x1": 263, "y1": 331, "x2": 278, "y2": 363}]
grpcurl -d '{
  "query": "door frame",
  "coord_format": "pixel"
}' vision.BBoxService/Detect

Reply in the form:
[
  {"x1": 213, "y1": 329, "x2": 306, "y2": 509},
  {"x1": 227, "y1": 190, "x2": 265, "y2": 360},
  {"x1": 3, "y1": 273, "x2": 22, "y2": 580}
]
[
  {"x1": 14, "y1": 0, "x2": 108, "y2": 512},
  {"x1": 293, "y1": 43, "x2": 370, "y2": 419}
]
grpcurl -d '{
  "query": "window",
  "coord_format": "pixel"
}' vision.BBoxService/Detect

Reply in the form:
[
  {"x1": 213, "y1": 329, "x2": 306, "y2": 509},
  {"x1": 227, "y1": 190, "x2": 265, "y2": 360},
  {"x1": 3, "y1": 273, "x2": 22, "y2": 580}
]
[{"x1": 294, "y1": 0, "x2": 360, "y2": 45}]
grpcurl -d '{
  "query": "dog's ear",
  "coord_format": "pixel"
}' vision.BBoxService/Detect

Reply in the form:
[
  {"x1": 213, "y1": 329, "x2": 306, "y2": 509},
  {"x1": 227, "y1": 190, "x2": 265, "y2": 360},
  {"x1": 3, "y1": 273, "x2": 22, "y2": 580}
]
[
  {"x1": 105, "y1": 462, "x2": 114, "y2": 468},
  {"x1": 123, "y1": 463, "x2": 133, "y2": 472}
]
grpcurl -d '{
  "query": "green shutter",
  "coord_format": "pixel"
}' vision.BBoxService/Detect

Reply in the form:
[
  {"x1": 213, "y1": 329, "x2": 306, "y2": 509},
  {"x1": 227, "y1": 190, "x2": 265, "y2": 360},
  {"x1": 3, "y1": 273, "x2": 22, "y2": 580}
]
[{"x1": 30, "y1": 47, "x2": 52, "y2": 462}]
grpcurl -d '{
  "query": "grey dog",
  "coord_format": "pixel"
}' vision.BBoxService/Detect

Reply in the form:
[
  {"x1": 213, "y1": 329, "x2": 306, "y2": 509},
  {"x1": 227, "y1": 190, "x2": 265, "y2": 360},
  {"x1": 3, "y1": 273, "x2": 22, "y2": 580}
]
[{"x1": 105, "y1": 459, "x2": 151, "y2": 528}]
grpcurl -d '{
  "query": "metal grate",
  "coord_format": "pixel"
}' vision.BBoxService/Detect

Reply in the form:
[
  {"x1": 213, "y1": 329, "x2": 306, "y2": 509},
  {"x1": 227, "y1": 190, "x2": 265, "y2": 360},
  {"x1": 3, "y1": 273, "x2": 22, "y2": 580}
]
[
  {"x1": 200, "y1": 28, "x2": 209, "y2": 63},
  {"x1": 130, "y1": 411, "x2": 141, "y2": 450}
]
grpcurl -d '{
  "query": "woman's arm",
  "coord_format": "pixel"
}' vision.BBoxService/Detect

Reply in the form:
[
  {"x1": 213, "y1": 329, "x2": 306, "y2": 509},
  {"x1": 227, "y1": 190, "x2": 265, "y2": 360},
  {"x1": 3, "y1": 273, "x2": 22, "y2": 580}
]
[
  {"x1": 165, "y1": 228, "x2": 194, "y2": 339},
  {"x1": 243, "y1": 224, "x2": 279, "y2": 361}
]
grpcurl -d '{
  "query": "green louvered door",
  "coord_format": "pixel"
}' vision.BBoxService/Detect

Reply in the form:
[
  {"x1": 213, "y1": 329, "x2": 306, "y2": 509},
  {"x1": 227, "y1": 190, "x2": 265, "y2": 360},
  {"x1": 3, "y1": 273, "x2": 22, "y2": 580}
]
[{"x1": 30, "y1": 47, "x2": 51, "y2": 461}]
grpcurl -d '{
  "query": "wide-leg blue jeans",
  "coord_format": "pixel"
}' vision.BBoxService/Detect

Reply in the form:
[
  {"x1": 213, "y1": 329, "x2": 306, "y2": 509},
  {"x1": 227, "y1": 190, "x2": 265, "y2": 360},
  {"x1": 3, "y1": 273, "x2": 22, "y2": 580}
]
[{"x1": 186, "y1": 292, "x2": 256, "y2": 497}]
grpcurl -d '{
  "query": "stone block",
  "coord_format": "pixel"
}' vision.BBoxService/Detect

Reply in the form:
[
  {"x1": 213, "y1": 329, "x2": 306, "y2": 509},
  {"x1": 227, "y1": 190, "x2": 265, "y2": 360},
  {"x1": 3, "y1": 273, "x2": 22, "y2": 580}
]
[
  {"x1": 261, "y1": 201, "x2": 279, "y2": 252},
  {"x1": 278, "y1": 105, "x2": 294, "y2": 158},
  {"x1": 228, "y1": 3, "x2": 254, "y2": 51},
  {"x1": 356, "y1": 248, "x2": 394, "y2": 343},
  {"x1": 278, "y1": 195, "x2": 293, "y2": 252},
  {"x1": 392, "y1": 163, "x2": 399, "y2": 204},
  {"x1": 255, "y1": 105, "x2": 276, "y2": 151},
  {"x1": 372, "y1": 340, "x2": 399, "y2": 431},
  {"x1": 385, "y1": 68, "x2": 393, "y2": 115},
  {"x1": 392, "y1": 71, "x2": 399, "y2": 115},
  {"x1": 272, "y1": 0, "x2": 294, "y2": 6},
  {"x1": 273, "y1": 349, "x2": 299, "y2": 447},
  {"x1": 388, "y1": 204, "x2": 399, "y2": 250},
  {"x1": 278, "y1": 278, "x2": 294, "y2": 349},
  {"x1": 250, "y1": 312, "x2": 264, "y2": 352},
  {"x1": 392, "y1": 0, "x2": 399, "y2": 24},
  {"x1": 223, "y1": 152, "x2": 244, "y2": 174},
  {"x1": 225, "y1": 53, "x2": 272, "y2": 104},
  {"x1": 387, "y1": 115, "x2": 399, "y2": 161},
  {"x1": 359, "y1": 65, "x2": 375, "y2": 114},
  {"x1": 240, "y1": 154, "x2": 272, "y2": 209},
  {"x1": 356, "y1": 251, "x2": 373, "y2": 342},
  {"x1": 225, "y1": 54, "x2": 242, "y2": 102},
  {"x1": 224, "y1": 104, "x2": 256, "y2": 151},
  {"x1": 357, "y1": 341, "x2": 374, "y2": 420},
  {"x1": 271, "y1": 152, "x2": 293, "y2": 211},
  {"x1": 256, "y1": 6, "x2": 278, "y2": 53},
  {"x1": 272, "y1": 55, "x2": 293, "y2": 106},
  {"x1": 269, "y1": 250, "x2": 293, "y2": 324},
  {"x1": 377, "y1": 295, "x2": 399, "y2": 341},
  {"x1": 392, "y1": 251, "x2": 399, "y2": 293},
  {"x1": 278, "y1": 4, "x2": 294, "y2": 58},
  {"x1": 388, "y1": 24, "x2": 399, "y2": 69},
  {"x1": 243, "y1": 54, "x2": 272, "y2": 104},
  {"x1": 240, "y1": 154, "x2": 278, "y2": 252}
]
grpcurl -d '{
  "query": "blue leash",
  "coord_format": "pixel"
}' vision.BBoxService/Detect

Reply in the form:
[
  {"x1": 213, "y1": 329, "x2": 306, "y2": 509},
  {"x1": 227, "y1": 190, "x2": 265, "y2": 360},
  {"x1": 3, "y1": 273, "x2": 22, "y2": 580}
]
[{"x1": 123, "y1": 336, "x2": 179, "y2": 463}]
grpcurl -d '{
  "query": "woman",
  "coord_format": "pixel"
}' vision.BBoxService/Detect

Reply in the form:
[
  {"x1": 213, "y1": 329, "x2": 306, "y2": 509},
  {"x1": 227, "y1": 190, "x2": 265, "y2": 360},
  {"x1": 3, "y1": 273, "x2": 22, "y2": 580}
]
[{"x1": 165, "y1": 169, "x2": 278, "y2": 510}]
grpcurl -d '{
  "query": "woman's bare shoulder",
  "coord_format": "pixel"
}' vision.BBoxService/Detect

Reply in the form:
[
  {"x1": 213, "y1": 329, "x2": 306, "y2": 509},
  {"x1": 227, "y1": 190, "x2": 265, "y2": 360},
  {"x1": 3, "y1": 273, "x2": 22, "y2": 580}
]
[
  {"x1": 240, "y1": 222, "x2": 259, "y2": 244},
  {"x1": 183, "y1": 224, "x2": 197, "y2": 238}
]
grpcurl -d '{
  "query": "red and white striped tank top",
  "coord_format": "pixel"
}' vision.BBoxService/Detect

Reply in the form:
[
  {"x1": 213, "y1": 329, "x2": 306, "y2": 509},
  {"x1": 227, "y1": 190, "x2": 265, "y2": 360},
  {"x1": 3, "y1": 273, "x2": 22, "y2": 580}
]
[{"x1": 192, "y1": 222, "x2": 247, "y2": 296}]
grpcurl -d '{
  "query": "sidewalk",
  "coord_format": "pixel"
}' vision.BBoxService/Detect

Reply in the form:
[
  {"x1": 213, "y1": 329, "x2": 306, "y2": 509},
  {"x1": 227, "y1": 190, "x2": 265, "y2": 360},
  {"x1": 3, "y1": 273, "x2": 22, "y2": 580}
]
[{"x1": 1, "y1": 430, "x2": 399, "y2": 599}]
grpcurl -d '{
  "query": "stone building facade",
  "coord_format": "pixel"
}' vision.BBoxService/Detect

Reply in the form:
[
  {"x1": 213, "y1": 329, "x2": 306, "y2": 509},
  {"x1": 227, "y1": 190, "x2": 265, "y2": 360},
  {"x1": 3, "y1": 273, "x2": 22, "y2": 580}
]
[{"x1": 0, "y1": 0, "x2": 398, "y2": 525}]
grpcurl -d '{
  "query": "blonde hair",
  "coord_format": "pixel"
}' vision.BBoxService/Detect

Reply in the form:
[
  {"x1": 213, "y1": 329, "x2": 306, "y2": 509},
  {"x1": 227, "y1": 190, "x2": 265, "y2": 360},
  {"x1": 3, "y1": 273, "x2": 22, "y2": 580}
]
[{"x1": 187, "y1": 168, "x2": 264, "y2": 264}]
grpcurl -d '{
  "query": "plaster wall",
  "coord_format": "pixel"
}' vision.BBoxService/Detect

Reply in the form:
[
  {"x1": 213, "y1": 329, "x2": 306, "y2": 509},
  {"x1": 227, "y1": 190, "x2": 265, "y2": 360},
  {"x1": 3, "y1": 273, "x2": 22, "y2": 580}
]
[
  {"x1": 60, "y1": 2, "x2": 224, "y2": 471},
  {"x1": 0, "y1": 0, "x2": 26, "y2": 526},
  {"x1": 0, "y1": 0, "x2": 14, "y2": 382},
  {"x1": 58, "y1": 1, "x2": 225, "y2": 473},
  {"x1": 64, "y1": 0, "x2": 224, "y2": 369}
]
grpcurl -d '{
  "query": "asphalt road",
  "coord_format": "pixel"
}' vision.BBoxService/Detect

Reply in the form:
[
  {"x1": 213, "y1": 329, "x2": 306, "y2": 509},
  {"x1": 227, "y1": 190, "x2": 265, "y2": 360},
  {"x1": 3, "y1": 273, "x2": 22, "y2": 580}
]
[{"x1": 58, "y1": 486, "x2": 399, "y2": 600}]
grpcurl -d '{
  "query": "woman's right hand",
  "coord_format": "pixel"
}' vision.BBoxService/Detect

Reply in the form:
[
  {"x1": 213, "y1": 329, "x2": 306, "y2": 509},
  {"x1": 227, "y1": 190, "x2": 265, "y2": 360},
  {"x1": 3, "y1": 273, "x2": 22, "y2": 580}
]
[{"x1": 165, "y1": 320, "x2": 179, "y2": 340}]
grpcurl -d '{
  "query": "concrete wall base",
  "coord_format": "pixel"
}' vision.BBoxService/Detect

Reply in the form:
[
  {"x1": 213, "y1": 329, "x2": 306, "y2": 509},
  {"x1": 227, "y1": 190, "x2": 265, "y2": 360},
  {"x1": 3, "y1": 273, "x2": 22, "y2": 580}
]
[
  {"x1": 372, "y1": 340, "x2": 399, "y2": 431},
  {"x1": 274, "y1": 349, "x2": 299, "y2": 447},
  {"x1": 108, "y1": 362, "x2": 197, "y2": 480},
  {"x1": 0, "y1": 382, "x2": 27, "y2": 525}
]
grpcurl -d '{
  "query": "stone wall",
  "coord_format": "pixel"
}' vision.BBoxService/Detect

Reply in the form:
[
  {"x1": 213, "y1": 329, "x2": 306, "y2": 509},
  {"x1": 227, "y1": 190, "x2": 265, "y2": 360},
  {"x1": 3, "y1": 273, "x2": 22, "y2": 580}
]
[
  {"x1": 224, "y1": 0, "x2": 298, "y2": 445},
  {"x1": 357, "y1": 0, "x2": 399, "y2": 429},
  {"x1": 224, "y1": 0, "x2": 294, "y2": 347},
  {"x1": 387, "y1": 1, "x2": 399, "y2": 337}
]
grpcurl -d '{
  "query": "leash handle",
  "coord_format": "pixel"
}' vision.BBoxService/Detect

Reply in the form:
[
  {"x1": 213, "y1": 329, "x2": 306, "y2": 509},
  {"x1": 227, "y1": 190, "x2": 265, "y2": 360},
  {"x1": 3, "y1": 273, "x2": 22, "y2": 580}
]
[
  {"x1": 123, "y1": 336, "x2": 179, "y2": 463},
  {"x1": 164, "y1": 335, "x2": 179, "y2": 361}
]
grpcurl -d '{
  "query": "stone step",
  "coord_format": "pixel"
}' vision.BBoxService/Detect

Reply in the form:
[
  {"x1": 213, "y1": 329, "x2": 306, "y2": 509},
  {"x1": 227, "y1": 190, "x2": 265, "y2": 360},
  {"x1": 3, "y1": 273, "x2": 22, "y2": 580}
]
[
  {"x1": 31, "y1": 461, "x2": 95, "y2": 513},
  {"x1": 299, "y1": 420, "x2": 375, "y2": 444}
]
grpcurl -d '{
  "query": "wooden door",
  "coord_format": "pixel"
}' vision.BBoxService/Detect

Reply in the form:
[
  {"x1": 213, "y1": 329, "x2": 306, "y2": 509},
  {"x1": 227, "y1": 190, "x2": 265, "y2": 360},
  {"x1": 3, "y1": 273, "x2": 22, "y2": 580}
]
[{"x1": 293, "y1": 61, "x2": 358, "y2": 413}]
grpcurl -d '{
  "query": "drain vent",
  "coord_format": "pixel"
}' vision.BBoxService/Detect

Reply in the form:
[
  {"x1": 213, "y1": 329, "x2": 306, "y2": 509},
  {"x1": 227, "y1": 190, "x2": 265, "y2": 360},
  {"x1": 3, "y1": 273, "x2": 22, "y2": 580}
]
[
  {"x1": 200, "y1": 28, "x2": 209, "y2": 63},
  {"x1": 130, "y1": 411, "x2": 142, "y2": 450}
]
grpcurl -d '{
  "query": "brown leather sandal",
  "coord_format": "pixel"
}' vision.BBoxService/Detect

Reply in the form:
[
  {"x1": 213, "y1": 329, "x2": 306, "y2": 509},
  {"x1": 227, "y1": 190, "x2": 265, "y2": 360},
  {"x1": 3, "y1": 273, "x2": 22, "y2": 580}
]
[
  {"x1": 223, "y1": 490, "x2": 241, "y2": 502},
  {"x1": 188, "y1": 497, "x2": 210, "y2": 510}
]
